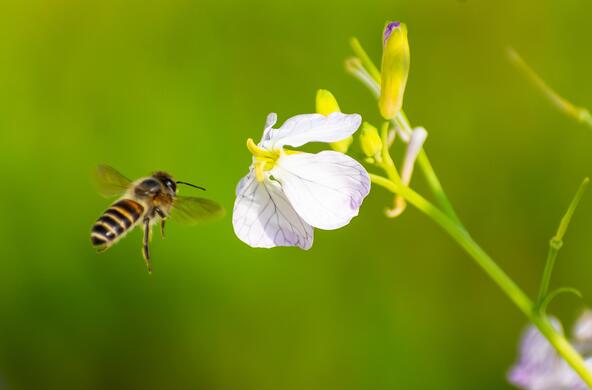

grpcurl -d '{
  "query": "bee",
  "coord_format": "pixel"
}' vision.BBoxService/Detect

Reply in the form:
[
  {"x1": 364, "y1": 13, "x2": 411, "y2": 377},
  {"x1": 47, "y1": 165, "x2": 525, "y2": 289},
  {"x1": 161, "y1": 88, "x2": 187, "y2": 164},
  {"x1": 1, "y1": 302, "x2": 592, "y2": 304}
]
[{"x1": 91, "y1": 165, "x2": 224, "y2": 273}]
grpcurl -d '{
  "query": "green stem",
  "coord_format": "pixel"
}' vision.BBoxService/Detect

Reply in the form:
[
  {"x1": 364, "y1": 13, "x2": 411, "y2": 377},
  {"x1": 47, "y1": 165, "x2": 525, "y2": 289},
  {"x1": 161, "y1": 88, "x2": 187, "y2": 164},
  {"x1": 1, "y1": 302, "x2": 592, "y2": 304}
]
[
  {"x1": 416, "y1": 150, "x2": 463, "y2": 227},
  {"x1": 370, "y1": 174, "x2": 531, "y2": 313},
  {"x1": 532, "y1": 316, "x2": 592, "y2": 385},
  {"x1": 369, "y1": 173, "x2": 592, "y2": 387},
  {"x1": 555, "y1": 177, "x2": 590, "y2": 241},
  {"x1": 536, "y1": 177, "x2": 590, "y2": 307},
  {"x1": 507, "y1": 47, "x2": 592, "y2": 129},
  {"x1": 349, "y1": 37, "x2": 381, "y2": 84},
  {"x1": 537, "y1": 241, "x2": 561, "y2": 311},
  {"x1": 393, "y1": 111, "x2": 462, "y2": 225},
  {"x1": 379, "y1": 121, "x2": 400, "y2": 182}
]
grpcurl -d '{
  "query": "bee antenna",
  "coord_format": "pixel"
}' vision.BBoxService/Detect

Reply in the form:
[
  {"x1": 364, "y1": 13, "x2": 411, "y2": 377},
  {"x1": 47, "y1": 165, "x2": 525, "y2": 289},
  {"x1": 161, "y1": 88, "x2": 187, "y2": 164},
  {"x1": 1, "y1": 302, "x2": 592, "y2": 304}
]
[{"x1": 176, "y1": 181, "x2": 206, "y2": 191}]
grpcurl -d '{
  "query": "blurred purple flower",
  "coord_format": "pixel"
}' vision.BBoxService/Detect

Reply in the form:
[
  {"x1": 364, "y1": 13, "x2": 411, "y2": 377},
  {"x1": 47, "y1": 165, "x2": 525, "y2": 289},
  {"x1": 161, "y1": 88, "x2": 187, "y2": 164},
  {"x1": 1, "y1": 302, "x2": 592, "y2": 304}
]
[
  {"x1": 573, "y1": 310, "x2": 592, "y2": 355},
  {"x1": 508, "y1": 315, "x2": 592, "y2": 390}
]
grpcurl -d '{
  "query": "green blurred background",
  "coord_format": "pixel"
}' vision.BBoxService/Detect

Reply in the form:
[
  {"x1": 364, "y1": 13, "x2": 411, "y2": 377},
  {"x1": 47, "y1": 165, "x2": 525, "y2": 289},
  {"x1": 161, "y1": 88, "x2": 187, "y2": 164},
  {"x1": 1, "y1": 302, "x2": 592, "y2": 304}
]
[{"x1": 0, "y1": 0, "x2": 591, "y2": 389}]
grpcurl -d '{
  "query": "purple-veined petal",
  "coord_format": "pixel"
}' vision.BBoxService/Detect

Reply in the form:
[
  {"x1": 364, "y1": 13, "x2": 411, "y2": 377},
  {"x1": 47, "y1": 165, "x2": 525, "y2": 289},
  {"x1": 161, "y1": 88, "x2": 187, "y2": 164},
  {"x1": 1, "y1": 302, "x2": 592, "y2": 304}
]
[
  {"x1": 266, "y1": 112, "x2": 362, "y2": 149},
  {"x1": 233, "y1": 170, "x2": 313, "y2": 249},
  {"x1": 272, "y1": 151, "x2": 370, "y2": 230}
]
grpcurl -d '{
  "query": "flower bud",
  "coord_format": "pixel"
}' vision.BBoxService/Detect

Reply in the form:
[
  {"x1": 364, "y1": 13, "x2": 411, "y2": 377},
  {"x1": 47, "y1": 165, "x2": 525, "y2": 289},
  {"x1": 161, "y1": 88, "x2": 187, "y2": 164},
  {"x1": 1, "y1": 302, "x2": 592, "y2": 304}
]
[
  {"x1": 316, "y1": 89, "x2": 340, "y2": 115},
  {"x1": 379, "y1": 21, "x2": 410, "y2": 120},
  {"x1": 316, "y1": 89, "x2": 353, "y2": 153},
  {"x1": 359, "y1": 122, "x2": 382, "y2": 158}
]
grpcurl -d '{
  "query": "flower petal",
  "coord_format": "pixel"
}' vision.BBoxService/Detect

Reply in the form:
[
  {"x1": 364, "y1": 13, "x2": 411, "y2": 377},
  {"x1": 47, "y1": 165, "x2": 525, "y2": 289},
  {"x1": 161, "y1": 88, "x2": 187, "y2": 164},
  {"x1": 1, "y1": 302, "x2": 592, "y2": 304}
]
[
  {"x1": 573, "y1": 310, "x2": 592, "y2": 354},
  {"x1": 272, "y1": 151, "x2": 370, "y2": 230},
  {"x1": 508, "y1": 318, "x2": 567, "y2": 390},
  {"x1": 400, "y1": 126, "x2": 428, "y2": 185},
  {"x1": 233, "y1": 170, "x2": 313, "y2": 249},
  {"x1": 267, "y1": 112, "x2": 362, "y2": 149},
  {"x1": 260, "y1": 112, "x2": 278, "y2": 144}
]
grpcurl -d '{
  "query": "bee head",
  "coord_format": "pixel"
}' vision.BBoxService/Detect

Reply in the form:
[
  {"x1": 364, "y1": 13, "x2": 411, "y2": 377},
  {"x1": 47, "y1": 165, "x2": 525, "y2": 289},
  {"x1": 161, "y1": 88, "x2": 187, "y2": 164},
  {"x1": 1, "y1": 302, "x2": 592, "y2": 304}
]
[
  {"x1": 153, "y1": 171, "x2": 177, "y2": 195},
  {"x1": 153, "y1": 171, "x2": 206, "y2": 194}
]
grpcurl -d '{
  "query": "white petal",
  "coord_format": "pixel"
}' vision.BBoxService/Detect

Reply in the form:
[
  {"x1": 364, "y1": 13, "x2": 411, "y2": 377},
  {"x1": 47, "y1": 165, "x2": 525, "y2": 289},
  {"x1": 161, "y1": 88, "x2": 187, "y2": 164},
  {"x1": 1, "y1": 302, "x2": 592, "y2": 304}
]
[
  {"x1": 233, "y1": 170, "x2": 313, "y2": 249},
  {"x1": 235, "y1": 171, "x2": 252, "y2": 195},
  {"x1": 260, "y1": 112, "x2": 277, "y2": 143},
  {"x1": 272, "y1": 151, "x2": 370, "y2": 230},
  {"x1": 268, "y1": 112, "x2": 362, "y2": 149},
  {"x1": 400, "y1": 126, "x2": 427, "y2": 185}
]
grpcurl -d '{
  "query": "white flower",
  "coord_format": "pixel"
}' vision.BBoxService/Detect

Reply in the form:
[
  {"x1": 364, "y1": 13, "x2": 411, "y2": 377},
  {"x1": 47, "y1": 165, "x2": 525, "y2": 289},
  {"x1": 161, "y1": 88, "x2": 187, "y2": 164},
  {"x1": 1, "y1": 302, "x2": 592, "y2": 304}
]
[{"x1": 233, "y1": 112, "x2": 370, "y2": 249}]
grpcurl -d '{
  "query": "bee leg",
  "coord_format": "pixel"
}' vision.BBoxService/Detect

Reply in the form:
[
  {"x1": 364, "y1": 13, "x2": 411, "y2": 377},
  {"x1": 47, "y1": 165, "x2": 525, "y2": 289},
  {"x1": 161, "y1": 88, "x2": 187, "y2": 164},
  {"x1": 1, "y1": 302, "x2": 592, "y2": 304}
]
[
  {"x1": 142, "y1": 218, "x2": 153, "y2": 274},
  {"x1": 154, "y1": 208, "x2": 166, "y2": 239}
]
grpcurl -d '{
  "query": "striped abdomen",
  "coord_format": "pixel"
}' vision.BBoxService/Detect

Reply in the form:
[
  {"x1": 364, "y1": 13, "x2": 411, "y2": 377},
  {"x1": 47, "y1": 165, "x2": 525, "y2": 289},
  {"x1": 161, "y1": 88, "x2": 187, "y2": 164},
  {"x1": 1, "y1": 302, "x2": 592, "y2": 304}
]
[{"x1": 91, "y1": 199, "x2": 145, "y2": 249}]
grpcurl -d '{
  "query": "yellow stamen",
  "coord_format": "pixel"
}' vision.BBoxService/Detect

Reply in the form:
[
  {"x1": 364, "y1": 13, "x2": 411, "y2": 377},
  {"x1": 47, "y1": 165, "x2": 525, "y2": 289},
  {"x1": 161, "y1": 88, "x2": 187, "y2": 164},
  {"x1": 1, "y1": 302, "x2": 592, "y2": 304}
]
[
  {"x1": 246, "y1": 138, "x2": 283, "y2": 182},
  {"x1": 246, "y1": 138, "x2": 273, "y2": 159},
  {"x1": 254, "y1": 161, "x2": 265, "y2": 182}
]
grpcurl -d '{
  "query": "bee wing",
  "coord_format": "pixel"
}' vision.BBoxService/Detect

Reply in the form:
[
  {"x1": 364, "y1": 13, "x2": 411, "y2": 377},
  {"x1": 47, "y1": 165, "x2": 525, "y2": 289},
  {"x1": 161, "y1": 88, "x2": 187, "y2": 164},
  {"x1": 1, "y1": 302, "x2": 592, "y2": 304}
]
[
  {"x1": 92, "y1": 165, "x2": 132, "y2": 198},
  {"x1": 170, "y1": 196, "x2": 225, "y2": 225}
]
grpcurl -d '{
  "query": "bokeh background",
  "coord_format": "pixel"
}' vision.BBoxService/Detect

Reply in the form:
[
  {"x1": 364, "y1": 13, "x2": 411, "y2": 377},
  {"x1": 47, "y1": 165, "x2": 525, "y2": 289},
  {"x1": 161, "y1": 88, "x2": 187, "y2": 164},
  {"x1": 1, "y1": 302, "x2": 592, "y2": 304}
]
[{"x1": 1, "y1": 0, "x2": 591, "y2": 389}]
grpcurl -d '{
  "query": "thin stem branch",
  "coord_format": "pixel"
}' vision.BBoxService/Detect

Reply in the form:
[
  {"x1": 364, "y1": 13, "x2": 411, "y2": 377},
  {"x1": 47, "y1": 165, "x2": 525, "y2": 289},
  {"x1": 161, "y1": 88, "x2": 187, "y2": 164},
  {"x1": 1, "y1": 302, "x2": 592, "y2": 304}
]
[
  {"x1": 536, "y1": 177, "x2": 590, "y2": 308},
  {"x1": 537, "y1": 244, "x2": 560, "y2": 311},
  {"x1": 370, "y1": 174, "x2": 532, "y2": 313},
  {"x1": 555, "y1": 178, "x2": 590, "y2": 241},
  {"x1": 378, "y1": 121, "x2": 400, "y2": 182},
  {"x1": 416, "y1": 150, "x2": 463, "y2": 227},
  {"x1": 507, "y1": 47, "x2": 592, "y2": 128},
  {"x1": 395, "y1": 111, "x2": 462, "y2": 225},
  {"x1": 349, "y1": 37, "x2": 381, "y2": 83}
]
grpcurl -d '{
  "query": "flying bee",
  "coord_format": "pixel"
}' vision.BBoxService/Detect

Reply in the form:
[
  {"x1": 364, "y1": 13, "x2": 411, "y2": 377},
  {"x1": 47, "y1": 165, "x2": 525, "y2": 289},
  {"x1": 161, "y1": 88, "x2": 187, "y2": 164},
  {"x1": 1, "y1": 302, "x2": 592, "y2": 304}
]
[{"x1": 91, "y1": 165, "x2": 224, "y2": 273}]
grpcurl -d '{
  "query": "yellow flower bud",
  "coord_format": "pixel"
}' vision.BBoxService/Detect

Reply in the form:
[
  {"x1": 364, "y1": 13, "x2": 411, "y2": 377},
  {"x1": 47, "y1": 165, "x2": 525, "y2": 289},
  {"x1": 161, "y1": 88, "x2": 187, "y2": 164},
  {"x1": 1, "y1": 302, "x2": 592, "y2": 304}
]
[
  {"x1": 359, "y1": 122, "x2": 382, "y2": 158},
  {"x1": 379, "y1": 21, "x2": 410, "y2": 120},
  {"x1": 316, "y1": 89, "x2": 341, "y2": 115},
  {"x1": 315, "y1": 89, "x2": 354, "y2": 153}
]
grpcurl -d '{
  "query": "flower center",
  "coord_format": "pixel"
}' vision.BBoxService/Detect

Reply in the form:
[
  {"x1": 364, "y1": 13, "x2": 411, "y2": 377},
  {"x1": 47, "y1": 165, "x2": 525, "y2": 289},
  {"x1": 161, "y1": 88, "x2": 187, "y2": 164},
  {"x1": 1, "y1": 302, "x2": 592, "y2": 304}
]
[{"x1": 246, "y1": 138, "x2": 280, "y2": 182}]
